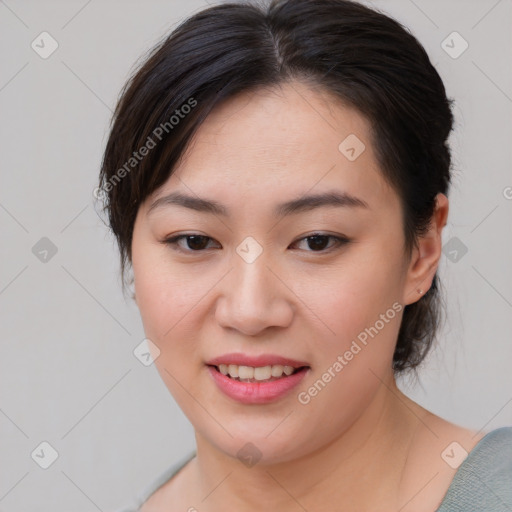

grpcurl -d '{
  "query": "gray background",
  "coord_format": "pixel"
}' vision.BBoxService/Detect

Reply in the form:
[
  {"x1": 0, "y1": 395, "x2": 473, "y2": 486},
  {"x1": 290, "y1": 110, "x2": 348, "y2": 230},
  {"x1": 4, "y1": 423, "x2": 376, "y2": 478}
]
[{"x1": 0, "y1": 0, "x2": 511, "y2": 510}]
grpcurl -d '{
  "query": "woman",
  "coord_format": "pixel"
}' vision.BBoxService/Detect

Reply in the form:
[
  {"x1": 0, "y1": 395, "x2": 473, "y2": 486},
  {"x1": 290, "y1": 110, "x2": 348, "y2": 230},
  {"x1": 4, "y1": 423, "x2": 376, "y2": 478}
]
[{"x1": 100, "y1": 0, "x2": 512, "y2": 510}]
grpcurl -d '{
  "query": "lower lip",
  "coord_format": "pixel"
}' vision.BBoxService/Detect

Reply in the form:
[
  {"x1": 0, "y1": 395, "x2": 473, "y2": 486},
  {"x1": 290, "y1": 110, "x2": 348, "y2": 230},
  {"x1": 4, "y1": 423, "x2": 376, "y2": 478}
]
[{"x1": 207, "y1": 365, "x2": 309, "y2": 404}]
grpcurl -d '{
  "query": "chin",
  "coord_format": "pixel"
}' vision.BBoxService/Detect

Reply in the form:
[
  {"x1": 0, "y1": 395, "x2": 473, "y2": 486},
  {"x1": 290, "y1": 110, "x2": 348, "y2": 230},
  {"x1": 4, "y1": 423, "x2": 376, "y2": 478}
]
[{"x1": 193, "y1": 414, "x2": 324, "y2": 466}]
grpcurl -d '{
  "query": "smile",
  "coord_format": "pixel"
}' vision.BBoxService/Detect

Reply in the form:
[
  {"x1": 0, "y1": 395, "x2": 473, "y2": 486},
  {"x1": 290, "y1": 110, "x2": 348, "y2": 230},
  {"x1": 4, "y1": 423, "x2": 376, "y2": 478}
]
[
  {"x1": 206, "y1": 355, "x2": 310, "y2": 404},
  {"x1": 215, "y1": 363, "x2": 299, "y2": 382}
]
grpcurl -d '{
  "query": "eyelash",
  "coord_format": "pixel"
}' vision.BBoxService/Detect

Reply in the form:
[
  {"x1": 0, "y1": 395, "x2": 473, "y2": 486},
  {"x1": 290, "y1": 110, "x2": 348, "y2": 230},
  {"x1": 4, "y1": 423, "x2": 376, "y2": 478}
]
[{"x1": 162, "y1": 233, "x2": 350, "y2": 255}]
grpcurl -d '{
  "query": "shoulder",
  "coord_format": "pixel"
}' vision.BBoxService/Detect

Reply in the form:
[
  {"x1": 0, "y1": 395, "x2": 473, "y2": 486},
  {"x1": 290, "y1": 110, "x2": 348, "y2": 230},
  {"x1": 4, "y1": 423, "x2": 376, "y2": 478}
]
[
  {"x1": 456, "y1": 426, "x2": 512, "y2": 478},
  {"x1": 436, "y1": 427, "x2": 512, "y2": 512},
  {"x1": 462, "y1": 426, "x2": 512, "y2": 478}
]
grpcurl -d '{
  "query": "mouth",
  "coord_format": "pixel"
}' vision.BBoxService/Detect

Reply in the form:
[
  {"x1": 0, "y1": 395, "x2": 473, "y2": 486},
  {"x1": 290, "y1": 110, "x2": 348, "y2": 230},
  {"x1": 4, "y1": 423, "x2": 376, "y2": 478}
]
[
  {"x1": 208, "y1": 363, "x2": 308, "y2": 383},
  {"x1": 205, "y1": 355, "x2": 311, "y2": 404}
]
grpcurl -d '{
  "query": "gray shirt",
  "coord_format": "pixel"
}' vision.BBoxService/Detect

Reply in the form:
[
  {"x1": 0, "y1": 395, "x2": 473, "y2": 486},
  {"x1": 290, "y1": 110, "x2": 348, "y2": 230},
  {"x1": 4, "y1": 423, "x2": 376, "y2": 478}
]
[{"x1": 116, "y1": 426, "x2": 512, "y2": 511}]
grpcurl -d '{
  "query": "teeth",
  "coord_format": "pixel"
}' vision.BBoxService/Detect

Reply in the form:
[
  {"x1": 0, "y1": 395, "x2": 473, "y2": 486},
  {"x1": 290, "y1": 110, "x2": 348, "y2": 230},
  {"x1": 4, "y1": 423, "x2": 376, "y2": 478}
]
[
  {"x1": 238, "y1": 366, "x2": 254, "y2": 379},
  {"x1": 217, "y1": 364, "x2": 298, "y2": 380},
  {"x1": 271, "y1": 365, "x2": 284, "y2": 377},
  {"x1": 254, "y1": 366, "x2": 272, "y2": 381}
]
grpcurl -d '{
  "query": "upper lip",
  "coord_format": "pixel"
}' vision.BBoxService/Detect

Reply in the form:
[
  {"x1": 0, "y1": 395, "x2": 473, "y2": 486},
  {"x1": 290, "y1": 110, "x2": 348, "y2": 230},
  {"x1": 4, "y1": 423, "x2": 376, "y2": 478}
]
[{"x1": 205, "y1": 353, "x2": 310, "y2": 368}]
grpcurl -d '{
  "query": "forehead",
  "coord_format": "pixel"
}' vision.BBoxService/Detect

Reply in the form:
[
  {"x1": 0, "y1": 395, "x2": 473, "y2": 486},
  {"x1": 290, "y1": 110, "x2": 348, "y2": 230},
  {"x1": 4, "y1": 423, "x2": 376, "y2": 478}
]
[{"x1": 147, "y1": 81, "x2": 396, "y2": 214}]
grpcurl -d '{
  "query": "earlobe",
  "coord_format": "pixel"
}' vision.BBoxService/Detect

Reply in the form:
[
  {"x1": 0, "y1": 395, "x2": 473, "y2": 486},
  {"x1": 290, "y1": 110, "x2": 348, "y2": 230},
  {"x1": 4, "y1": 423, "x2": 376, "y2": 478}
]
[{"x1": 403, "y1": 193, "x2": 449, "y2": 305}]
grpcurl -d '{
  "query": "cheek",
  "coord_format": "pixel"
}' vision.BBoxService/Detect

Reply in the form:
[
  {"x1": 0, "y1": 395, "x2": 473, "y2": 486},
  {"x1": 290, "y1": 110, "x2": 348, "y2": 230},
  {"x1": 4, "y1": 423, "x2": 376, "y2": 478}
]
[
  {"x1": 293, "y1": 269, "x2": 403, "y2": 434},
  {"x1": 304, "y1": 250, "x2": 404, "y2": 346},
  {"x1": 132, "y1": 237, "x2": 203, "y2": 339},
  {"x1": 133, "y1": 262, "x2": 205, "y2": 401},
  {"x1": 131, "y1": 246, "x2": 223, "y2": 433},
  {"x1": 297, "y1": 248, "x2": 405, "y2": 412},
  {"x1": 135, "y1": 272, "x2": 205, "y2": 352}
]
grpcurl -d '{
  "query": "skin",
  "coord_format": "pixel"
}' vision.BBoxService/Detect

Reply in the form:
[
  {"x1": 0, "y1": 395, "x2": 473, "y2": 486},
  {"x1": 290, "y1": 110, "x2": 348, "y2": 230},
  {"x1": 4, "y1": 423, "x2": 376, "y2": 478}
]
[{"x1": 131, "y1": 81, "x2": 482, "y2": 511}]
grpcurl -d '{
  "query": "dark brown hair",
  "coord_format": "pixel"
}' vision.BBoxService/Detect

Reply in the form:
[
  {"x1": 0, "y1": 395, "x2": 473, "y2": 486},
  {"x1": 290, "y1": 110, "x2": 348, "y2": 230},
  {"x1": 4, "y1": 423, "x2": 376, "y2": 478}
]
[{"x1": 98, "y1": 0, "x2": 454, "y2": 373}]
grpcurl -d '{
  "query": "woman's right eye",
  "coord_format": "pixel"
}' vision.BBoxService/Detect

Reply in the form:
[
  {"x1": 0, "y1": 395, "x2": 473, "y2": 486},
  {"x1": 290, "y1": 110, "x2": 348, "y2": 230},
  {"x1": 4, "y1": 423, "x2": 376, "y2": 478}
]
[{"x1": 163, "y1": 234, "x2": 220, "y2": 253}]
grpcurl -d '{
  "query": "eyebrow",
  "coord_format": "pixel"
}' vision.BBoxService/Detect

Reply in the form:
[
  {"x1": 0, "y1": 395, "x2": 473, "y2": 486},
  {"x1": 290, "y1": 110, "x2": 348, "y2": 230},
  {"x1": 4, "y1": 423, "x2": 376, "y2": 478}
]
[{"x1": 147, "y1": 190, "x2": 369, "y2": 218}]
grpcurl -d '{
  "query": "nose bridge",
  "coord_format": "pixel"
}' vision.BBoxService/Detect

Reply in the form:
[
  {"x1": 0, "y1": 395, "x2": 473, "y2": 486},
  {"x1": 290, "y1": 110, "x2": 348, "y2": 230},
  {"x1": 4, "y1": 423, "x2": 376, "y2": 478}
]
[
  {"x1": 215, "y1": 243, "x2": 292, "y2": 334},
  {"x1": 231, "y1": 247, "x2": 276, "y2": 310}
]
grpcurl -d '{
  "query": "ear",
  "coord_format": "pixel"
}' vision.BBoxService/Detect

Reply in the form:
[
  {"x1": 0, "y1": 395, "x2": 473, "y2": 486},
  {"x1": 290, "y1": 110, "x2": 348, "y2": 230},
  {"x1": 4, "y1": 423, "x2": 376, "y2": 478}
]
[
  {"x1": 127, "y1": 270, "x2": 137, "y2": 304},
  {"x1": 402, "y1": 193, "x2": 449, "y2": 306}
]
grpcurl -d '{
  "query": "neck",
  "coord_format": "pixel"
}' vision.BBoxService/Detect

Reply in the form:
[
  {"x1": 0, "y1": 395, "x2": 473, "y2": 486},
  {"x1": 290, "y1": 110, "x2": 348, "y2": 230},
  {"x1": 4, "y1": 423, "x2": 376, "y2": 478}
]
[{"x1": 192, "y1": 377, "x2": 427, "y2": 511}]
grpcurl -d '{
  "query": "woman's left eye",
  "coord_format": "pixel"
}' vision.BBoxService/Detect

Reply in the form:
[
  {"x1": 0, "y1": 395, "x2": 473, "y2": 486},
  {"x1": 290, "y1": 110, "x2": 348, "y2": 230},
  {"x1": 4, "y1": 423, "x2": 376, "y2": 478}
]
[
  {"x1": 290, "y1": 234, "x2": 349, "y2": 252},
  {"x1": 162, "y1": 233, "x2": 349, "y2": 254}
]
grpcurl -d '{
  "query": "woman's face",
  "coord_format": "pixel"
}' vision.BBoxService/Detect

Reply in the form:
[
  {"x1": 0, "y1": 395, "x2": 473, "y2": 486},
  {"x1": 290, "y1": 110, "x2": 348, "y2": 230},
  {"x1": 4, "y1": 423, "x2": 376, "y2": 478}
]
[{"x1": 131, "y1": 81, "x2": 423, "y2": 463}]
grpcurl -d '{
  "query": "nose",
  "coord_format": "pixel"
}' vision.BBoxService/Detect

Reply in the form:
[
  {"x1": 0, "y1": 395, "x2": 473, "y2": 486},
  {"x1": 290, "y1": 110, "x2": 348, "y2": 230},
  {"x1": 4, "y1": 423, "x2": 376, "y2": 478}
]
[{"x1": 215, "y1": 254, "x2": 294, "y2": 336}]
